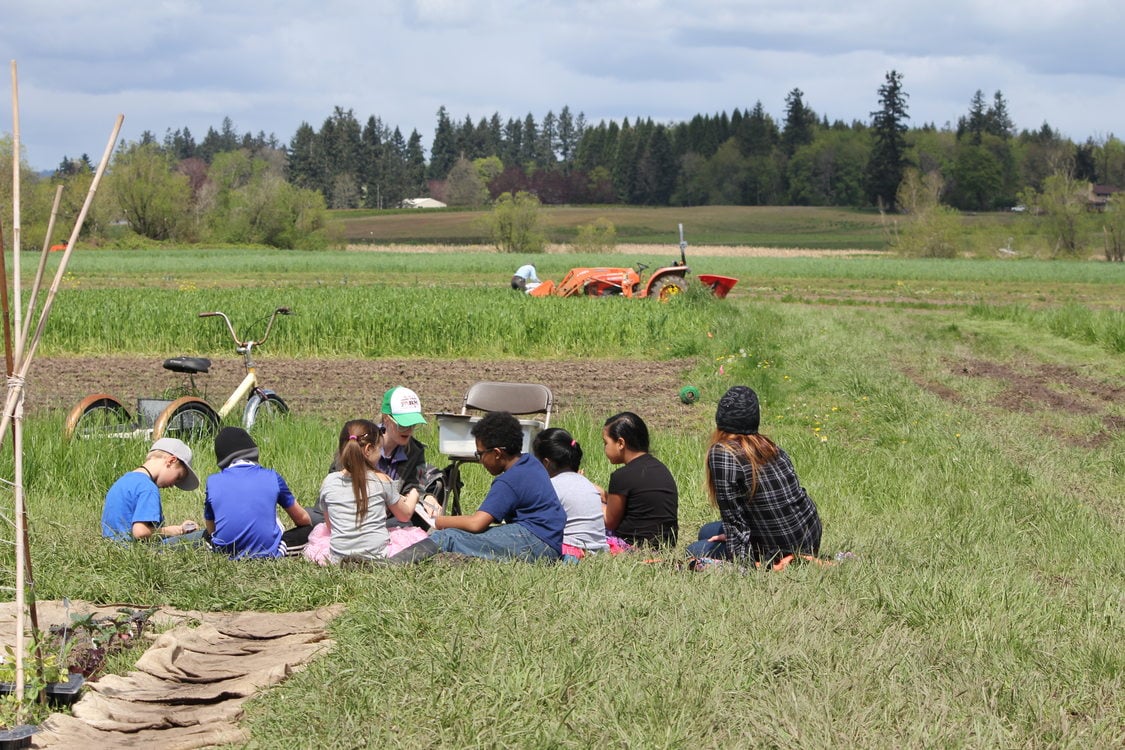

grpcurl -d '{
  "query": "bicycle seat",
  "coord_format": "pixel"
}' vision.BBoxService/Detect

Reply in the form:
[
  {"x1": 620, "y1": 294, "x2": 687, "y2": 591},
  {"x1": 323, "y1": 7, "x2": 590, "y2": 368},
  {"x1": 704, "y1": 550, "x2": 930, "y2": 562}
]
[{"x1": 163, "y1": 356, "x2": 212, "y2": 374}]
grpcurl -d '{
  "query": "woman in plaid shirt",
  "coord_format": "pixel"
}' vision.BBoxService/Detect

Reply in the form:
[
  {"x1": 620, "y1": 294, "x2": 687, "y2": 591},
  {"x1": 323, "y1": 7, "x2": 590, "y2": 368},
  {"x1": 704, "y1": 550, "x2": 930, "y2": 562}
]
[{"x1": 687, "y1": 386, "x2": 821, "y2": 565}]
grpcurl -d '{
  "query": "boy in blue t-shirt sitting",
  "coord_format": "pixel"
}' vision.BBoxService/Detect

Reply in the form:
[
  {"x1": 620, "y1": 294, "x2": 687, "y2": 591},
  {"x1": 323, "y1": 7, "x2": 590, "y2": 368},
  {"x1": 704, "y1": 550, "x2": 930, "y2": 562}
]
[
  {"x1": 101, "y1": 437, "x2": 202, "y2": 543},
  {"x1": 204, "y1": 427, "x2": 312, "y2": 559},
  {"x1": 430, "y1": 411, "x2": 564, "y2": 561}
]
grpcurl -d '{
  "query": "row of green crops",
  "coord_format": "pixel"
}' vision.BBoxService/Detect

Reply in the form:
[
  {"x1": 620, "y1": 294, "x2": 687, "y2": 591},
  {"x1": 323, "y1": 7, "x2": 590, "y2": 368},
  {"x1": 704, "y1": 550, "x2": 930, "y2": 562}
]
[{"x1": 42, "y1": 284, "x2": 742, "y2": 359}]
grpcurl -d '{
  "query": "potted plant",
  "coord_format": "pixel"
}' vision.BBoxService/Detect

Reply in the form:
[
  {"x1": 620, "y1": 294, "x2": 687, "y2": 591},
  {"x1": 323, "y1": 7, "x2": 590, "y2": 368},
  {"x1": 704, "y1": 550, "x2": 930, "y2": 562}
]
[{"x1": 0, "y1": 639, "x2": 85, "y2": 708}]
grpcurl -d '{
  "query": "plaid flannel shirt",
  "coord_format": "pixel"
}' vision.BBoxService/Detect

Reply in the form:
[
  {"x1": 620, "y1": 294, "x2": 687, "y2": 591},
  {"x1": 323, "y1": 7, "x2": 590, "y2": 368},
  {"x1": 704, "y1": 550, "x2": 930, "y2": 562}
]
[{"x1": 707, "y1": 443, "x2": 821, "y2": 563}]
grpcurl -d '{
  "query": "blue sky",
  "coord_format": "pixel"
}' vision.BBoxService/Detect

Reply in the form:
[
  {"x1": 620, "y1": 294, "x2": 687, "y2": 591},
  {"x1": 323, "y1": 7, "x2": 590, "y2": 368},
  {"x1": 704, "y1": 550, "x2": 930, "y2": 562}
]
[{"x1": 3, "y1": 0, "x2": 1123, "y2": 171}]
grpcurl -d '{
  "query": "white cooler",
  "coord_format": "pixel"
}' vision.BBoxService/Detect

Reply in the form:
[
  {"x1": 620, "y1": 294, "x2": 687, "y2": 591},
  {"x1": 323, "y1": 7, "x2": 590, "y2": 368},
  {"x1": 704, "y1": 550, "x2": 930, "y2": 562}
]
[{"x1": 435, "y1": 413, "x2": 544, "y2": 458}]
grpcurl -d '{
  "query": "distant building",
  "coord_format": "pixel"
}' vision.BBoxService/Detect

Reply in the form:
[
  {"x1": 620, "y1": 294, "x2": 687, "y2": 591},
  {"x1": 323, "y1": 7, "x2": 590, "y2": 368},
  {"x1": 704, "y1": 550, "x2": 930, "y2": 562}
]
[
  {"x1": 1088, "y1": 184, "x2": 1121, "y2": 212},
  {"x1": 401, "y1": 198, "x2": 447, "y2": 209}
]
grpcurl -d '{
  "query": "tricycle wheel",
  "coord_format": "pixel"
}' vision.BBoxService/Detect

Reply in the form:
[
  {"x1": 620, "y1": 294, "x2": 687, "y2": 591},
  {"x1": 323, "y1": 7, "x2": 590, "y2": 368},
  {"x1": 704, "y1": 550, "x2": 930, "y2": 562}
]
[
  {"x1": 153, "y1": 397, "x2": 220, "y2": 441},
  {"x1": 65, "y1": 394, "x2": 132, "y2": 439},
  {"x1": 651, "y1": 275, "x2": 687, "y2": 301},
  {"x1": 244, "y1": 391, "x2": 289, "y2": 429}
]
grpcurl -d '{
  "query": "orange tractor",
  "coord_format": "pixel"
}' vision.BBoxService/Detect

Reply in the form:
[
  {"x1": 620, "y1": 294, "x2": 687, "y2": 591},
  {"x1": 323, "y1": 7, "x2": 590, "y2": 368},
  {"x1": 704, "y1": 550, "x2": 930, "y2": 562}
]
[{"x1": 529, "y1": 225, "x2": 737, "y2": 301}]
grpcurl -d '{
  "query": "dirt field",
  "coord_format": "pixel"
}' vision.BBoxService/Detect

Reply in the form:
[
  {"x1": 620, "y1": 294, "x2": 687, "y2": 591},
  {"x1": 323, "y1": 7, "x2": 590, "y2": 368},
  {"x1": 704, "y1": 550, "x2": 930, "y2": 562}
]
[{"x1": 30, "y1": 355, "x2": 703, "y2": 431}]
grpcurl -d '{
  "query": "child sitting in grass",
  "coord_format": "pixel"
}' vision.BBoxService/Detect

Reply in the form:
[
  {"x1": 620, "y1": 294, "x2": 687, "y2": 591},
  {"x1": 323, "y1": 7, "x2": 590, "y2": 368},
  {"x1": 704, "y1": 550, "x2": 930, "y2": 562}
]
[
  {"x1": 602, "y1": 411, "x2": 679, "y2": 549},
  {"x1": 686, "y1": 385, "x2": 821, "y2": 566},
  {"x1": 203, "y1": 427, "x2": 312, "y2": 559},
  {"x1": 532, "y1": 427, "x2": 608, "y2": 561},
  {"x1": 101, "y1": 437, "x2": 202, "y2": 544},
  {"x1": 308, "y1": 419, "x2": 436, "y2": 565},
  {"x1": 430, "y1": 411, "x2": 565, "y2": 562}
]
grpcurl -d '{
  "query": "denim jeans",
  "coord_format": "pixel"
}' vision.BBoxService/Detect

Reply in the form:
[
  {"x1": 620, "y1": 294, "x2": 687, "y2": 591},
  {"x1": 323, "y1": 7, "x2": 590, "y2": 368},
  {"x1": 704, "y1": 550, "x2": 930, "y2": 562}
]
[
  {"x1": 430, "y1": 522, "x2": 560, "y2": 562},
  {"x1": 685, "y1": 520, "x2": 731, "y2": 559}
]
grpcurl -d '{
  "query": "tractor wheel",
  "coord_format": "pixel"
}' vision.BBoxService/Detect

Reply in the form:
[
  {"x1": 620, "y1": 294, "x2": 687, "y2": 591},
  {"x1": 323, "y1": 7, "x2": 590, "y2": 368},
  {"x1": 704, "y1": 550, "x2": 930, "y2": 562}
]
[{"x1": 652, "y1": 276, "x2": 687, "y2": 302}]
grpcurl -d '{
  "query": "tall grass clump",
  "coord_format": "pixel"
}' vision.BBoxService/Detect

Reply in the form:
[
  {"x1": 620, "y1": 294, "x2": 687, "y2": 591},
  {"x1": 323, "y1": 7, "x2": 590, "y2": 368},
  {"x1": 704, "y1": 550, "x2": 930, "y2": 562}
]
[{"x1": 968, "y1": 302, "x2": 1125, "y2": 354}]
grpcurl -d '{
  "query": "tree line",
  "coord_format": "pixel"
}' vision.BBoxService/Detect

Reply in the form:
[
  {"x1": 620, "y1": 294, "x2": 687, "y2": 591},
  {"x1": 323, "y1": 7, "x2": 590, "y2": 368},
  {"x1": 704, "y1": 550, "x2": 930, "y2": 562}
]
[
  {"x1": 266, "y1": 72, "x2": 1123, "y2": 215},
  {"x1": 5, "y1": 71, "x2": 1124, "y2": 253}
]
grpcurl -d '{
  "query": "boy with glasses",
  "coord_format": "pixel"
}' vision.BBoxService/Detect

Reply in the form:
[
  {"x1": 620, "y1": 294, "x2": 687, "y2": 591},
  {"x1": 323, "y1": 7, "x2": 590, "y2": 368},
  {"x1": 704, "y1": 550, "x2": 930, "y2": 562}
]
[{"x1": 430, "y1": 411, "x2": 564, "y2": 561}]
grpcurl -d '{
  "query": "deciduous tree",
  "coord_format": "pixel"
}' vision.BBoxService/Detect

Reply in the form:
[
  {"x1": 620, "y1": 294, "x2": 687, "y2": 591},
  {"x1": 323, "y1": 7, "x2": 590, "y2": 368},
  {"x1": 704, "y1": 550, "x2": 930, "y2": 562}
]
[
  {"x1": 486, "y1": 191, "x2": 545, "y2": 253},
  {"x1": 109, "y1": 142, "x2": 194, "y2": 241}
]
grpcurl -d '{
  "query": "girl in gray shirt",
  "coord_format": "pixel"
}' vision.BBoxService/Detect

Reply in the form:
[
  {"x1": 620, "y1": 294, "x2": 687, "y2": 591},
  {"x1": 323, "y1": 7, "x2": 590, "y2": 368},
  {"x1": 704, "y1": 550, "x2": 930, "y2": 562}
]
[{"x1": 533, "y1": 428, "x2": 609, "y2": 559}]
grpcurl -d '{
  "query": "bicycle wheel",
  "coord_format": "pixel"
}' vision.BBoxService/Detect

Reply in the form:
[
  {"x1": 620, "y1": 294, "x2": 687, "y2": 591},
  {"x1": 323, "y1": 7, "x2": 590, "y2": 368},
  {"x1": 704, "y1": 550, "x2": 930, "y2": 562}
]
[
  {"x1": 65, "y1": 394, "x2": 134, "y2": 439},
  {"x1": 153, "y1": 397, "x2": 220, "y2": 441},
  {"x1": 244, "y1": 391, "x2": 289, "y2": 429}
]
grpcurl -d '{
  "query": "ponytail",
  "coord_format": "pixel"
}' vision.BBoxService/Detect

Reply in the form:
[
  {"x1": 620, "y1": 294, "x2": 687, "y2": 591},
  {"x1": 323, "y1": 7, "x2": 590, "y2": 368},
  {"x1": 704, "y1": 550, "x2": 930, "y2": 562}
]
[{"x1": 337, "y1": 419, "x2": 382, "y2": 524}]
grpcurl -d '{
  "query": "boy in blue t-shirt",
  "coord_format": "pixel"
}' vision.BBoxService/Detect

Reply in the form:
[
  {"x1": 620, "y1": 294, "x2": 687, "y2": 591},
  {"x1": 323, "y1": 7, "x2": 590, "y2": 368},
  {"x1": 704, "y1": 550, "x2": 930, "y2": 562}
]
[
  {"x1": 430, "y1": 411, "x2": 564, "y2": 561},
  {"x1": 101, "y1": 437, "x2": 202, "y2": 542},
  {"x1": 204, "y1": 427, "x2": 312, "y2": 559}
]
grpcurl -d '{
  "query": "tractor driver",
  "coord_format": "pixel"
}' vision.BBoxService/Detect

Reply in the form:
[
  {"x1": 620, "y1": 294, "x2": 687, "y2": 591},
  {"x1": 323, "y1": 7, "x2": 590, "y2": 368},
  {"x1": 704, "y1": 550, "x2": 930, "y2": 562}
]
[{"x1": 511, "y1": 264, "x2": 540, "y2": 293}]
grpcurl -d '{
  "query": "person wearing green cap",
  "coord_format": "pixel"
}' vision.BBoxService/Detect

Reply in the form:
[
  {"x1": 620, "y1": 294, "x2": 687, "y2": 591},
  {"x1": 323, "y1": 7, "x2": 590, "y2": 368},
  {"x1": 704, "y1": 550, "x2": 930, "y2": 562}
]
[{"x1": 377, "y1": 386, "x2": 432, "y2": 496}]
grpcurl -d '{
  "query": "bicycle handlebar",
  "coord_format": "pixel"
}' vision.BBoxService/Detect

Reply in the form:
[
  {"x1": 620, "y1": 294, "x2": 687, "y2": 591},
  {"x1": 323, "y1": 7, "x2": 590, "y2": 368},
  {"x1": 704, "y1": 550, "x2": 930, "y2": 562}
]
[{"x1": 198, "y1": 307, "x2": 291, "y2": 350}]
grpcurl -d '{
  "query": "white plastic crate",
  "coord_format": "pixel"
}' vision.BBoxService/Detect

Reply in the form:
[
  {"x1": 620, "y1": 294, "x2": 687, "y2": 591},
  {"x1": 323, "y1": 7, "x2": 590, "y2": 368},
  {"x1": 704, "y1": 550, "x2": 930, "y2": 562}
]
[{"x1": 435, "y1": 413, "x2": 544, "y2": 458}]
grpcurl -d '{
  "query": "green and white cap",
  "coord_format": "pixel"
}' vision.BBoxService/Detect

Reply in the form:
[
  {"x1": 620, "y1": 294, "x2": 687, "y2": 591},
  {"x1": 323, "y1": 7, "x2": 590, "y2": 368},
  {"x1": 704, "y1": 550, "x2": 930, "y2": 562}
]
[{"x1": 381, "y1": 386, "x2": 427, "y2": 427}]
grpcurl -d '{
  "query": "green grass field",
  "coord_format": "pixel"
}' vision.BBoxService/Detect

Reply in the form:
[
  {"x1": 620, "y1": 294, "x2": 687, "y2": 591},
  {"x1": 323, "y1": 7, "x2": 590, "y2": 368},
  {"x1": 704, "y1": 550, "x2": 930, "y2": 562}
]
[
  {"x1": 1, "y1": 245, "x2": 1122, "y2": 747},
  {"x1": 334, "y1": 204, "x2": 894, "y2": 248},
  {"x1": 330, "y1": 203, "x2": 1073, "y2": 256}
]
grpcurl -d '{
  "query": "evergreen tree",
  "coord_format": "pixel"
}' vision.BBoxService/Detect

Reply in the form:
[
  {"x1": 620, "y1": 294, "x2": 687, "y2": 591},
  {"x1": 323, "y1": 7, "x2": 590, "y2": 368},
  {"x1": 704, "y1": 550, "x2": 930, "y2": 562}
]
[
  {"x1": 286, "y1": 122, "x2": 321, "y2": 192},
  {"x1": 520, "y1": 113, "x2": 538, "y2": 166},
  {"x1": 486, "y1": 113, "x2": 503, "y2": 157},
  {"x1": 429, "y1": 106, "x2": 457, "y2": 179},
  {"x1": 1074, "y1": 140, "x2": 1098, "y2": 182},
  {"x1": 737, "y1": 101, "x2": 779, "y2": 156},
  {"x1": 612, "y1": 122, "x2": 639, "y2": 203},
  {"x1": 574, "y1": 122, "x2": 605, "y2": 173},
  {"x1": 163, "y1": 127, "x2": 197, "y2": 160},
  {"x1": 556, "y1": 106, "x2": 577, "y2": 167},
  {"x1": 379, "y1": 126, "x2": 406, "y2": 208},
  {"x1": 781, "y1": 89, "x2": 816, "y2": 156},
  {"x1": 318, "y1": 107, "x2": 362, "y2": 208},
  {"x1": 501, "y1": 118, "x2": 521, "y2": 165},
  {"x1": 958, "y1": 89, "x2": 988, "y2": 144},
  {"x1": 360, "y1": 116, "x2": 387, "y2": 208},
  {"x1": 986, "y1": 91, "x2": 1014, "y2": 139},
  {"x1": 405, "y1": 130, "x2": 427, "y2": 197},
  {"x1": 634, "y1": 125, "x2": 677, "y2": 205},
  {"x1": 537, "y1": 110, "x2": 558, "y2": 167},
  {"x1": 866, "y1": 70, "x2": 910, "y2": 210}
]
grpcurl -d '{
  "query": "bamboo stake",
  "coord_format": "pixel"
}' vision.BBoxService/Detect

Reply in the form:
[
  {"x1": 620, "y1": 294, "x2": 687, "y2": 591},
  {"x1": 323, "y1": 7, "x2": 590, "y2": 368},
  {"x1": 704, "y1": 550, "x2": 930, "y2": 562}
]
[
  {"x1": 7, "y1": 57, "x2": 26, "y2": 710},
  {"x1": 9, "y1": 61, "x2": 21, "y2": 354},
  {"x1": 1, "y1": 218, "x2": 44, "y2": 706},
  {"x1": 18, "y1": 185, "x2": 64, "y2": 363}
]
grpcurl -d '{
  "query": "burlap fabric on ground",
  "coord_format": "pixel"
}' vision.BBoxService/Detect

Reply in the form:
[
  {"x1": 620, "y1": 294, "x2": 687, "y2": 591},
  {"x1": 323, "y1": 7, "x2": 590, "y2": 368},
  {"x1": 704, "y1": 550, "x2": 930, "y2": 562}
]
[{"x1": 0, "y1": 601, "x2": 341, "y2": 749}]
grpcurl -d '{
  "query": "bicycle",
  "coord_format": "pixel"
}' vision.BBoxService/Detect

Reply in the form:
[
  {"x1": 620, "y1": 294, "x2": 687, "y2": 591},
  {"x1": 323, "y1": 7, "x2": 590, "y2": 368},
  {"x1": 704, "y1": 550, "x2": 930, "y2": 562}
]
[{"x1": 65, "y1": 306, "x2": 293, "y2": 441}]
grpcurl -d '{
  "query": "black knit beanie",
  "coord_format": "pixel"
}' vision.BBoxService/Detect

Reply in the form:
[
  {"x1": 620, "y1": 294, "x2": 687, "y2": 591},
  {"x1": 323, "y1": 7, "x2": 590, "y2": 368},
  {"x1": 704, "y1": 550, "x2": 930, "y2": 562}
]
[
  {"x1": 215, "y1": 426, "x2": 259, "y2": 469},
  {"x1": 716, "y1": 386, "x2": 760, "y2": 435}
]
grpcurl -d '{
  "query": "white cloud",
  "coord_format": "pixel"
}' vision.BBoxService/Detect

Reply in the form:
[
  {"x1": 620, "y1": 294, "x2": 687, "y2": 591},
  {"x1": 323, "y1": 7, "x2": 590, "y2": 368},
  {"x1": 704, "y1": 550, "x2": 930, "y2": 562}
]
[{"x1": 1, "y1": 0, "x2": 1122, "y2": 169}]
